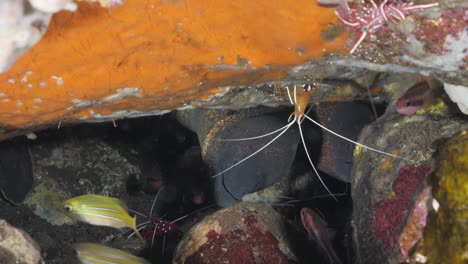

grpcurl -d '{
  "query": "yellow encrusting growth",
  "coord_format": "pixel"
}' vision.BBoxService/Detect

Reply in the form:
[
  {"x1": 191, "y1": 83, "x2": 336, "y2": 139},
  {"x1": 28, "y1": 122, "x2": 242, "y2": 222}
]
[
  {"x1": 415, "y1": 99, "x2": 448, "y2": 116},
  {"x1": 417, "y1": 130, "x2": 468, "y2": 264},
  {"x1": 353, "y1": 145, "x2": 363, "y2": 158}
]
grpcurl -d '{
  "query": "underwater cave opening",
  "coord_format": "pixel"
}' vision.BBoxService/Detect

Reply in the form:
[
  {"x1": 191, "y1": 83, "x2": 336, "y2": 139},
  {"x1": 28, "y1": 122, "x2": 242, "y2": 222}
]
[
  {"x1": 0, "y1": 99, "x2": 387, "y2": 263},
  {"x1": 0, "y1": 112, "x2": 213, "y2": 264}
]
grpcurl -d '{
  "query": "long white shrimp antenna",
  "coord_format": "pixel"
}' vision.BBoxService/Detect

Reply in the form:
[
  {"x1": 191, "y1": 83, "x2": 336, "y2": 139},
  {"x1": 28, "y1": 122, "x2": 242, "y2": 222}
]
[
  {"x1": 150, "y1": 186, "x2": 165, "y2": 217},
  {"x1": 127, "y1": 208, "x2": 148, "y2": 220},
  {"x1": 214, "y1": 122, "x2": 293, "y2": 142},
  {"x1": 275, "y1": 184, "x2": 349, "y2": 206},
  {"x1": 211, "y1": 119, "x2": 295, "y2": 179},
  {"x1": 106, "y1": 220, "x2": 149, "y2": 240},
  {"x1": 298, "y1": 119, "x2": 338, "y2": 201},
  {"x1": 127, "y1": 221, "x2": 151, "y2": 239},
  {"x1": 303, "y1": 114, "x2": 408, "y2": 160},
  {"x1": 169, "y1": 204, "x2": 216, "y2": 224}
]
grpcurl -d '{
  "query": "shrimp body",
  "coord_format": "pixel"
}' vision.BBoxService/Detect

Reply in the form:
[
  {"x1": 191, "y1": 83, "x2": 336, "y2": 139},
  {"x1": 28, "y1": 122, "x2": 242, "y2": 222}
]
[
  {"x1": 293, "y1": 84, "x2": 314, "y2": 118},
  {"x1": 212, "y1": 81, "x2": 406, "y2": 201},
  {"x1": 286, "y1": 83, "x2": 337, "y2": 199},
  {"x1": 140, "y1": 218, "x2": 180, "y2": 243}
]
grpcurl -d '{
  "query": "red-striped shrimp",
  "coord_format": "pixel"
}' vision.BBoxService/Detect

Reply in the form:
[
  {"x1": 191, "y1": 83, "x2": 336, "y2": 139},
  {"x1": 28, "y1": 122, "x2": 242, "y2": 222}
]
[{"x1": 128, "y1": 187, "x2": 215, "y2": 254}]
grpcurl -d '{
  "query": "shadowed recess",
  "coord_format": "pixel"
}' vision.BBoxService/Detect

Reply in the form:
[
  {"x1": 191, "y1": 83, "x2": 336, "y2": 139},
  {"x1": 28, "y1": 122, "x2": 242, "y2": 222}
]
[{"x1": 0, "y1": 136, "x2": 33, "y2": 204}]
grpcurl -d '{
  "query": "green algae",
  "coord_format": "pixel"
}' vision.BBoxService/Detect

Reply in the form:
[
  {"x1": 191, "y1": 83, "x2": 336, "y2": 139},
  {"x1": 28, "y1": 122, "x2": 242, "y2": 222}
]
[
  {"x1": 384, "y1": 82, "x2": 404, "y2": 102},
  {"x1": 24, "y1": 178, "x2": 73, "y2": 225},
  {"x1": 321, "y1": 23, "x2": 346, "y2": 43},
  {"x1": 418, "y1": 130, "x2": 468, "y2": 263}
]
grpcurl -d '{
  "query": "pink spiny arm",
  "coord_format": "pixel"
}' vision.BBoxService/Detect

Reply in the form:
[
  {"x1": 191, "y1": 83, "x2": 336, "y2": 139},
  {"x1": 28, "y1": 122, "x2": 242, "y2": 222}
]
[
  {"x1": 334, "y1": 0, "x2": 439, "y2": 55},
  {"x1": 403, "y1": 2, "x2": 439, "y2": 11},
  {"x1": 335, "y1": 9, "x2": 360, "y2": 26},
  {"x1": 370, "y1": 0, "x2": 379, "y2": 10},
  {"x1": 349, "y1": 30, "x2": 368, "y2": 54},
  {"x1": 380, "y1": 0, "x2": 389, "y2": 21},
  {"x1": 389, "y1": 5, "x2": 406, "y2": 21}
]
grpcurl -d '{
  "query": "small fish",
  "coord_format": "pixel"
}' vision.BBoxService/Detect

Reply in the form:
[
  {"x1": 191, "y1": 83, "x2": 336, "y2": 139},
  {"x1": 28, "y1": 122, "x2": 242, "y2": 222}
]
[
  {"x1": 395, "y1": 81, "x2": 433, "y2": 115},
  {"x1": 75, "y1": 243, "x2": 150, "y2": 264},
  {"x1": 61, "y1": 194, "x2": 142, "y2": 239},
  {"x1": 301, "y1": 208, "x2": 342, "y2": 264}
]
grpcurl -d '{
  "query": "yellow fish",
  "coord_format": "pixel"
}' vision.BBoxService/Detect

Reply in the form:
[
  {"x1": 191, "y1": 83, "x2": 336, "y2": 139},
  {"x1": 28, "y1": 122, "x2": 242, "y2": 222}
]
[
  {"x1": 61, "y1": 194, "x2": 142, "y2": 239},
  {"x1": 75, "y1": 243, "x2": 150, "y2": 264}
]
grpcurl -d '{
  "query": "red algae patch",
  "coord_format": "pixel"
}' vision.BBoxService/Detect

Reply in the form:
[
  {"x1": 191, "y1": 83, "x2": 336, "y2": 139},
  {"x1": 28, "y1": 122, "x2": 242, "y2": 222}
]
[
  {"x1": 372, "y1": 165, "x2": 431, "y2": 251},
  {"x1": 174, "y1": 203, "x2": 296, "y2": 264},
  {"x1": 398, "y1": 186, "x2": 431, "y2": 261},
  {"x1": 413, "y1": 10, "x2": 467, "y2": 55}
]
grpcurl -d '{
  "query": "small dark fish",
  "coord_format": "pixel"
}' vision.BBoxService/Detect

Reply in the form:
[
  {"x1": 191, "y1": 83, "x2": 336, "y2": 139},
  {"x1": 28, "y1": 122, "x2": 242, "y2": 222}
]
[
  {"x1": 301, "y1": 208, "x2": 342, "y2": 264},
  {"x1": 395, "y1": 81, "x2": 433, "y2": 115}
]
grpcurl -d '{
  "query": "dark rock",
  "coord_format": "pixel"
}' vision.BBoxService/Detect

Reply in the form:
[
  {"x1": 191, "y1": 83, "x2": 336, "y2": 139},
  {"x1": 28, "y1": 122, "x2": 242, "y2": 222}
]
[
  {"x1": 0, "y1": 136, "x2": 34, "y2": 204},
  {"x1": 315, "y1": 101, "x2": 377, "y2": 182},
  {"x1": 0, "y1": 219, "x2": 42, "y2": 264},
  {"x1": 351, "y1": 106, "x2": 468, "y2": 263},
  {"x1": 172, "y1": 146, "x2": 211, "y2": 207},
  {"x1": 174, "y1": 202, "x2": 297, "y2": 264},
  {"x1": 26, "y1": 137, "x2": 140, "y2": 225},
  {"x1": 178, "y1": 107, "x2": 300, "y2": 207}
]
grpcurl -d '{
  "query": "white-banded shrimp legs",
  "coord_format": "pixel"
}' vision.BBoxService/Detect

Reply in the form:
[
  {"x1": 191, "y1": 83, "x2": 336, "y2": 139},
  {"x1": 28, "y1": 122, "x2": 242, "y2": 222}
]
[
  {"x1": 212, "y1": 82, "x2": 408, "y2": 201},
  {"x1": 126, "y1": 187, "x2": 216, "y2": 255}
]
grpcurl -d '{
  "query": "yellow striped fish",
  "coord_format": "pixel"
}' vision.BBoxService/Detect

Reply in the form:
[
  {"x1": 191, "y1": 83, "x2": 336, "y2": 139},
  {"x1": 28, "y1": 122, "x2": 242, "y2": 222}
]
[
  {"x1": 75, "y1": 243, "x2": 150, "y2": 264},
  {"x1": 61, "y1": 194, "x2": 142, "y2": 239}
]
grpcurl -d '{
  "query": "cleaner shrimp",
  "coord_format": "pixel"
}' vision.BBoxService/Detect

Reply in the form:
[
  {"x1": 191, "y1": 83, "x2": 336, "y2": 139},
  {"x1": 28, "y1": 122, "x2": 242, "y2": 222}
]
[
  {"x1": 211, "y1": 82, "x2": 406, "y2": 200},
  {"x1": 126, "y1": 187, "x2": 215, "y2": 255}
]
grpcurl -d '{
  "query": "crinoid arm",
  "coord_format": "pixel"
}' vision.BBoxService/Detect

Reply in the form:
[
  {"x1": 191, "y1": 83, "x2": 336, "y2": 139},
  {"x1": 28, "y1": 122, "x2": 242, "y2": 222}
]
[{"x1": 349, "y1": 30, "x2": 368, "y2": 54}]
